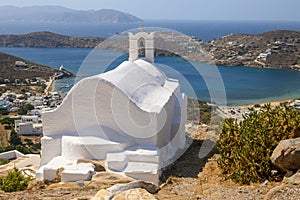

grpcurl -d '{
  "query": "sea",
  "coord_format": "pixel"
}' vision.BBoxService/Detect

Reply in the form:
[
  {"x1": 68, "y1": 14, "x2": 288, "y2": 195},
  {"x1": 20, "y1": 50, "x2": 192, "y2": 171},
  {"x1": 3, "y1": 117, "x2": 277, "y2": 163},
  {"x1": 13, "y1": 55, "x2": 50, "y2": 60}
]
[{"x1": 1, "y1": 20, "x2": 300, "y2": 106}]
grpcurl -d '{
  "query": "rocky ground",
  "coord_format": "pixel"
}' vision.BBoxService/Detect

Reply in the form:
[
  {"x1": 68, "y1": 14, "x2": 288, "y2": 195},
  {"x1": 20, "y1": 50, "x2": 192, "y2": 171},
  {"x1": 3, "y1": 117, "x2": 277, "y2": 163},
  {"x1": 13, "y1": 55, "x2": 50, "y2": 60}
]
[{"x1": 0, "y1": 126, "x2": 299, "y2": 199}]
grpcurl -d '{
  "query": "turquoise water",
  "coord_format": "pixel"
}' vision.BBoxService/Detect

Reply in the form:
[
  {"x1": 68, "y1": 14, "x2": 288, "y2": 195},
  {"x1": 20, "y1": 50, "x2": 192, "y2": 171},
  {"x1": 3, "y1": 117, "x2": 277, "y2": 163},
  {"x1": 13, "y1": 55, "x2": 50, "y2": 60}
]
[{"x1": 1, "y1": 47, "x2": 300, "y2": 106}]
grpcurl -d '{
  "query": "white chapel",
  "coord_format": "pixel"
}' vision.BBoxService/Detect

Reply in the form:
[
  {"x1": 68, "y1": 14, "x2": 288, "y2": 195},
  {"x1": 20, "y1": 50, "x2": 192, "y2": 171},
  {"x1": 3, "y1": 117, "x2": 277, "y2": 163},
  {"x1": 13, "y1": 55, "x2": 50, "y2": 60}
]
[{"x1": 36, "y1": 29, "x2": 187, "y2": 185}]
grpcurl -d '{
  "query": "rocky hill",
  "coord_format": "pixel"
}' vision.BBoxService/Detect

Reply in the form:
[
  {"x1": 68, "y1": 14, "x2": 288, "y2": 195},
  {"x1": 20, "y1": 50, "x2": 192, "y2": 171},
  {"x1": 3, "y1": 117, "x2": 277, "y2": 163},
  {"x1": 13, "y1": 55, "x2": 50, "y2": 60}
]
[
  {"x1": 0, "y1": 31, "x2": 104, "y2": 48},
  {"x1": 1, "y1": 30, "x2": 299, "y2": 70},
  {"x1": 202, "y1": 30, "x2": 300, "y2": 70},
  {"x1": 0, "y1": 52, "x2": 62, "y2": 79},
  {"x1": 0, "y1": 6, "x2": 143, "y2": 24},
  {"x1": 96, "y1": 30, "x2": 300, "y2": 70}
]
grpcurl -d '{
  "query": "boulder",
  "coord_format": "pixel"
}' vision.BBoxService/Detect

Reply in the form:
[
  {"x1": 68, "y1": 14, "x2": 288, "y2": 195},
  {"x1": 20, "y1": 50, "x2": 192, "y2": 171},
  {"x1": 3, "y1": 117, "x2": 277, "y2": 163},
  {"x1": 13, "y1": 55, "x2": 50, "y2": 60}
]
[
  {"x1": 271, "y1": 137, "x2": 300, "y2": 172},
  {"x1": 91, "y1": 172, "x2": 133, "y2": 184},
  {"x1": 92, "y1": 189, "x2": 110, "y2": 200},
  {"x1": 108, "y1": 181, "x2": 160, "y2": 195},
  {"x1": 77, "y1": 158, "x2": 106, "y2": 172},
  {"x1": 91, "y1": 181, "x2": 159, "y2": 200},
  {"x1": 113, "y1": 188, "x2": 157, "y2": 200},
  {"x1": 283, "y1": 172, "x2": 300, "y2": 185},
  {"x1": 92, "y1": 188, "x2": 157, "y2": 200}
]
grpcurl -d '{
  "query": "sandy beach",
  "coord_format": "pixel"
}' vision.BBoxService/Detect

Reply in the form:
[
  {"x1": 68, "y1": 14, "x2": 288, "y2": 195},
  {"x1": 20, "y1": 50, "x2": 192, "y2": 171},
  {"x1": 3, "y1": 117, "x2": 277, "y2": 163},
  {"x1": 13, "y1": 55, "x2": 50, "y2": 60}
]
[{"x1": 234, "y1": 98, "x2": 297, "y2": 109}]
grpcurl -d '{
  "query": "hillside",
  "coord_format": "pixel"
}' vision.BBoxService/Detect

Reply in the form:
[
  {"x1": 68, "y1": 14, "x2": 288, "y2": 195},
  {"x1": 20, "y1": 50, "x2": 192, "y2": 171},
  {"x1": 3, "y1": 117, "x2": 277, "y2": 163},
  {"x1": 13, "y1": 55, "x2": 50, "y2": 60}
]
[
  {"x1": 1, "y1": 30, "x2": 300, "y2": 70},
  {"x1": 203, "y1": 30, "x2": 300, "y2": 70},
  {"x1": 0, "y1": 6, "x2": 143, "y2": 24},
  {"x1": 0, "y1": 52, "x2": 59, "y2": 79},
  {"x1": 0, "y1": 31, "x2": 104, "y2": 48}
]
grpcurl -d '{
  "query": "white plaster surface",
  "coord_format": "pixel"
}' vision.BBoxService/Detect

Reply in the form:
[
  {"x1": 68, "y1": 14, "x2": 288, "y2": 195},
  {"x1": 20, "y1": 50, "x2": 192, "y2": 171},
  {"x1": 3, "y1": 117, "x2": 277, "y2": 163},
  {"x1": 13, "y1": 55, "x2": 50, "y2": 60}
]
[
  {"x1": 62, "y1": 136, "x2": 134, "y2": 160},
  {"x1": 61, "y1": 163, "x2": 95, "y2": 182},
  {"x1": 0, "y1": 150, "x2": 24, "y2": 160},
  {"x1": 38, "y1": 31, "x2": 187, "y2": 185},
  {"x1": 36, "y1": 156, "x2": 73, "y2": 180},
  {"x1": 125, "y1": 162, "x2": 160, "y2": 185}
]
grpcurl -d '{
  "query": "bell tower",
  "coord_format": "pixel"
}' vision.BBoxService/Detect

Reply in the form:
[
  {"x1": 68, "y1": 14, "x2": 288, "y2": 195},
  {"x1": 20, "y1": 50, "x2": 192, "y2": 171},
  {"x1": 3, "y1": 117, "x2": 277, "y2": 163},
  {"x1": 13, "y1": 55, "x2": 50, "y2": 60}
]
[{"x1": 128, "y1": 26, "x2": 154, "y2": 63}]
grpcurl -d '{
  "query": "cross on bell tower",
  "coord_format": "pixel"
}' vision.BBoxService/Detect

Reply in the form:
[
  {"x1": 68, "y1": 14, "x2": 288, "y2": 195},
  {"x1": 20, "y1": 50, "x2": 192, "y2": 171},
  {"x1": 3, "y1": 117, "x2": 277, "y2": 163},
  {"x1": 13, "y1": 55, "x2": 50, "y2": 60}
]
[
  {"x1": 128, "y1": 27, "x2": 154, "y2": 63},
  {"x1": 138, "y1": 25, "x2": 144, "y2": 32}
]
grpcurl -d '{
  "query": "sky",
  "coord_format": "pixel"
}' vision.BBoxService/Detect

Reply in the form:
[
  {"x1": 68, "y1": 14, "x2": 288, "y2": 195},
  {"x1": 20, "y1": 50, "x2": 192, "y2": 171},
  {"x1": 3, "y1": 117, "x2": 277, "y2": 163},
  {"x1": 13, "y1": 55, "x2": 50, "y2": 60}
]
[{"x1": 0, "y1": 0, "x2": 299, "y2": 21}]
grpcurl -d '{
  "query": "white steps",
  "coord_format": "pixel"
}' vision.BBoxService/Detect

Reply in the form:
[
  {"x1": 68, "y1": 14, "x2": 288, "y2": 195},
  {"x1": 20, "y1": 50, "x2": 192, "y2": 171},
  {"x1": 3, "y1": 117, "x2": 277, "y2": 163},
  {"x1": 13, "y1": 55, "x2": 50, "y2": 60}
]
[{"x1": 105, "y1": 147, "x2": 161, "y2": 185}]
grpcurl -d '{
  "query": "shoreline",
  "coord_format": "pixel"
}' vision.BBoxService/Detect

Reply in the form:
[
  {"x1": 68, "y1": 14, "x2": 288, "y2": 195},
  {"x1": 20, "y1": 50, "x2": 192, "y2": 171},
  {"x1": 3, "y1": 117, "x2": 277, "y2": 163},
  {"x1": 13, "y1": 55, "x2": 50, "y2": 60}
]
[
  {"x1": 233, "y1": 98, "x2": 296, "y2": 109},
  {"x1": 53, "y1": 75, "x2": 300, "y2": 108}
]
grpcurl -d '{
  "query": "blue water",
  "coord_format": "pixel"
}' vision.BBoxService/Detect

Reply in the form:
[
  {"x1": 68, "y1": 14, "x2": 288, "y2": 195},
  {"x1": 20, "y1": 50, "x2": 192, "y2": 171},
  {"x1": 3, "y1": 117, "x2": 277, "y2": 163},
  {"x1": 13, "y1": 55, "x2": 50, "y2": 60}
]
[
  {"x1": 1, "y1": 47, "x2": 300, "y2": 106},
  {"x1": 1, "y1": 20, "x2": 300, "y2": 105},
  {"x1": 0, "y1": 20, "x2": 300, "y2": 41}
]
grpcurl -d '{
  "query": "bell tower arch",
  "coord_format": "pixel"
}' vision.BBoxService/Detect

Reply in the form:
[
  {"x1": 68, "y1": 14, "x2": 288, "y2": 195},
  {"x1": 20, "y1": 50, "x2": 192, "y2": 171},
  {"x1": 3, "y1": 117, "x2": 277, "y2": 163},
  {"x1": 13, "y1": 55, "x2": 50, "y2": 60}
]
[{"x1": 128, "y1": 28, "x2": 154, "y2": 63}]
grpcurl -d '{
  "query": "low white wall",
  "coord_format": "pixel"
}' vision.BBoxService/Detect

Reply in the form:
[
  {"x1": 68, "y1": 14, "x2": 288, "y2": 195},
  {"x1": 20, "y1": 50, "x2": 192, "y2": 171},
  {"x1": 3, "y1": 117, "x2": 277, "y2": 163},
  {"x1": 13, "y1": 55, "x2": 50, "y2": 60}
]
[
  {"x1": 0, "y1": 150, "x2": 24, "y2": 160},
  {"x1": 40, "y1": 136, "x2": 61, "y2": 165}
]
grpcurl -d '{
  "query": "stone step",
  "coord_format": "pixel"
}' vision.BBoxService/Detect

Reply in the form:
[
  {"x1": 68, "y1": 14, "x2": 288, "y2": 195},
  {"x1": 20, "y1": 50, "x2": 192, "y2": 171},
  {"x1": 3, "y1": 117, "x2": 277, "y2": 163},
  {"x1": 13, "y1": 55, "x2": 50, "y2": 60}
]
[
  {"x1": 126, "y1": 149, "x2": 159, "y2": 164},
  {"x1": 106, "y1": 152, "x2": 128, "y2": 171},
  {"x1": 124, "y1": 162, "x2": 160, "y2": 185},
  {"x1": 61, "y1": 136, "x2": 134, "y2": 160},
  {"x1": 61, "y1": 162, "x2": 95, "y2": 182},
  {"x1": 105, "y1": 149, "x2": 160, "y2": 172}
]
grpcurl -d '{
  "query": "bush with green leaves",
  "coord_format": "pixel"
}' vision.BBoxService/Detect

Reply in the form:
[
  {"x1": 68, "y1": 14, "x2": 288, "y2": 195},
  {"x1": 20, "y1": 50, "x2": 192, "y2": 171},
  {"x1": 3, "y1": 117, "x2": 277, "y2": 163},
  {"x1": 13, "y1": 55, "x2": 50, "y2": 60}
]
[
  {"x1": 9, "y1": 128, "x2": 22, "y2": 146},
  {"x1": 0, "y1": 108, "x2": 9, "y2": 115},
  {"x1": 0, "y1": 158, "x2": 9, "y2": 166},
  {"x1": 217, "y1": 104, "x2": 300, "y2": 184},
  {"x1": 0, "y1": 168, "x2": 33, "y2": 192}
]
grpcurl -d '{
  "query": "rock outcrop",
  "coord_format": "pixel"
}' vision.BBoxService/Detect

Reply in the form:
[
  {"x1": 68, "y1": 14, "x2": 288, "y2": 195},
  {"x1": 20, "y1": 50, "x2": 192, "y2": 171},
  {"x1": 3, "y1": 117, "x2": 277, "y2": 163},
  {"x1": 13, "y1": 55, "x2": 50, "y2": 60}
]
[
  {"x1": 271, "y1": 137, "x2": 300, "y2": 172},
  {"x1": 92, "y1": 181, "x2": 159, "y2": 200}
]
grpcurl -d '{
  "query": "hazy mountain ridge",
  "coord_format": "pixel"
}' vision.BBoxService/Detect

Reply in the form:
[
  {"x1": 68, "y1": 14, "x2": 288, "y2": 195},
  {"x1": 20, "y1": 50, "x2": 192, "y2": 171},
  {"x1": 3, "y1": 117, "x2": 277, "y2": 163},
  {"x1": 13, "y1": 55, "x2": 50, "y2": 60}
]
[{"x1": 0, "y1": 6, "x2": 143, "y2": 23}]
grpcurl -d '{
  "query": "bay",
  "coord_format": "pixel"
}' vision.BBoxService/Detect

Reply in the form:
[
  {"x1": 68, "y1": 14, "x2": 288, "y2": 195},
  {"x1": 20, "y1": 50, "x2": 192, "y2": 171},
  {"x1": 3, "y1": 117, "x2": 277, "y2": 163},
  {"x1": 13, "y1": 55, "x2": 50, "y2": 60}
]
[{"x1": 1, "y1": 47, "x2": 300, "y2": 106}]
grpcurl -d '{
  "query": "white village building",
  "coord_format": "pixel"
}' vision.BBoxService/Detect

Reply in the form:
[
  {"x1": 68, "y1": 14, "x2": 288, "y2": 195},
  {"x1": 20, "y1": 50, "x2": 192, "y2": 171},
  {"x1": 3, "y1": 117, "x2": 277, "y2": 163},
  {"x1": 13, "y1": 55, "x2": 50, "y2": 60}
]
[
  {"x1": 15, "y1": 115, "x2": 43, "y2": 135},
  {"x1": 36, "y1": 30, "x2": 187, "y2": 185}
]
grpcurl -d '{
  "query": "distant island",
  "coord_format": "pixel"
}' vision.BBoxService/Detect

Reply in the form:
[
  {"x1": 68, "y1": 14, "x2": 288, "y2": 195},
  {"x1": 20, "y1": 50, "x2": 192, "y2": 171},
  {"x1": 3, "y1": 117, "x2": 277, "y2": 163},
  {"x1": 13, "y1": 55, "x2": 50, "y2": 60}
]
[
  {"x1": 0, "y1": 6, "x2": 143, "y2": 24},
  {"x1": 0, "y1": 32, "x2": 104, "y2": 48},
  {"x1": 0, "y1": 30, "x2": 299, "y2": 70}
]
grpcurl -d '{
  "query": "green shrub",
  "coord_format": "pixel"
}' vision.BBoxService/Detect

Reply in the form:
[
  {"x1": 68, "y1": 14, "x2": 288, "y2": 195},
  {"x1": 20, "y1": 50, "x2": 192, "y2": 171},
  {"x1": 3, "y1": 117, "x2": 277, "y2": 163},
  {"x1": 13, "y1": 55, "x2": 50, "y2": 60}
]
[
  {"x1": 9, "y1": 128, "x2": 22, "y2": 146},
  {"x1": 0, "y1": 158, "x2": 9, "y2": 166},
  {"x1": 15, "y1": 145, "x2": 31, "y2": 154},
  {"x1": 217, "y1": 104, "x2": 300, "y2": 184},
  {"x1": 0, "y1": 108, "x2": 9, "y2": 115},
  {"x1": 0, "y1": 117, "x2": 15, "y2": 126},
  {"x1": 24, "y1": 138, "x2": 34, "y2": 146},
  {"x1": 24, "y1": 103, "x2": 34, "y2": 111},
  {"x1": 0, "y1": 168, "x2": 33, "y2": 192},
  {"x1": 31, "y1": 142, "x2": 41, "y2": 151}
]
